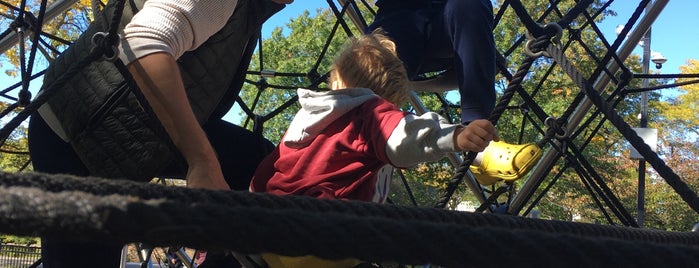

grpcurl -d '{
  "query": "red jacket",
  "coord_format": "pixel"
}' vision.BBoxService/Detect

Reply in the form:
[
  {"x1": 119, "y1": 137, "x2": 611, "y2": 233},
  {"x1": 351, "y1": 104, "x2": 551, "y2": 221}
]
[{"x1": 251, "y1": 88, "x2": 459, "y2": 202}]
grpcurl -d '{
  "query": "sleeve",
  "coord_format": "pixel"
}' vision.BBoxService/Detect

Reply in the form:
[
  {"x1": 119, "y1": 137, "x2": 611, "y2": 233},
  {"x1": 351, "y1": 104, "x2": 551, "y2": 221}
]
[
  {"x1": 118, "y1": 0, "x2": 238, "y2": 64},
  {"x1": 385, "y1": 112, "x2": 460, "y2": 168}
]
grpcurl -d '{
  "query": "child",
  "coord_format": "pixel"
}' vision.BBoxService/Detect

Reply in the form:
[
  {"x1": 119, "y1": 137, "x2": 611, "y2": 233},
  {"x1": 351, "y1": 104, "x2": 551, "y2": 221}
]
[
  {"x1": 251, "y1": 30, "x2": 498, "y2": 202},
  {"x1": 249, "y1": 30, "x2": 502, "y2": 267}
]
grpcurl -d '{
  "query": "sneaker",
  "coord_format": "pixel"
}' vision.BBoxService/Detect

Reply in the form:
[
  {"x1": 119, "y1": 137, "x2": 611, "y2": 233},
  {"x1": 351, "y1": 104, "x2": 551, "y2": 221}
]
[{"x1": 469, "y1": 141, "x2": 543, "y2": 185}]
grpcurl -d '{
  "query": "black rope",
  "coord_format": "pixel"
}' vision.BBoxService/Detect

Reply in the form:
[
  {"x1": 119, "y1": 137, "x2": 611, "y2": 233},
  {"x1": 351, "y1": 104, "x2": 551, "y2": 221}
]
[
  {"x1": 587, "y1": 0, "x2": 650, "y2": 84},
  {"x1": 395, "y1": 169, "x2": 419, "y2": 207},
  {"x1": 1, "y1": 182, "x2": 699, "y2": 267},
  {"x1": 573, "y1": 156, "x2": 618, "y2": 225},
  {"x1": 19, "y1": 0, "x2": 48, "y2": 106},
  {"x1": 632, "y1": 73, "x2": 699, "y2": 79},
  {"x1": 624, "y1": 79, "x2": 699, "y2": 94},
  {"x1": 0, "y1": 103, "x2": 19, "y2": 123},
  {"x1": 2, "y1": 171, "x2": 697, "y2": 247},
  {"x1": 11, "y1": 0, "x2": 31, "y2": 107},
  {"x1": 568, "y1": 143, "x2": 637, "y2": 227},
  {"x1": 0, "y1": 69, "x2": 45, "y2": 98},
  {"x1": 474, "y1": 184, "x2": 510, "y2": 213},
  {"x1": 546, "y1": 44, "x2": 699, "y2": 214},
  {"x1": 557, "y1": 0, "x2": 593, "y2": 28},
  {"x1": 506, "y1": 0, "x2": 545, "y2": 37}
]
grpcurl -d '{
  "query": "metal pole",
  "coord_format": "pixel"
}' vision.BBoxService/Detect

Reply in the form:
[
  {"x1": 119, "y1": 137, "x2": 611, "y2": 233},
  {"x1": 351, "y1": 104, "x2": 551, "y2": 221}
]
[
  {"x1": 638, "y1": 18, "x2": 651, "y2": 227},
  {"x1": 509, "y1": 0, "x2": 670, "y2": 215}
]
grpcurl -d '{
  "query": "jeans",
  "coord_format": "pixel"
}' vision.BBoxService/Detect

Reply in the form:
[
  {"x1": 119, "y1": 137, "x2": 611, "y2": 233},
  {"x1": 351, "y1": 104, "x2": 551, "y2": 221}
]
[{"x1": 369, "y1": 0, "x2": 496, "y2": 123}]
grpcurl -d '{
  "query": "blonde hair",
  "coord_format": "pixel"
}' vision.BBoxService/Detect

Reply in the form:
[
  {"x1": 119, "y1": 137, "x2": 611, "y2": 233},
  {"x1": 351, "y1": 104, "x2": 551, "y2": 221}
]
[{"x1": 330, "y1": 29, "x2": 410, "y2": 105}]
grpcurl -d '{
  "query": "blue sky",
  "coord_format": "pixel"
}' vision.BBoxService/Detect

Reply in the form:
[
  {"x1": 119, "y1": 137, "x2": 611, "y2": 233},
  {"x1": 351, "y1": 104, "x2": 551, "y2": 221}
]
[{"x1": 600, "y1": 0, "x2": 699, "y2": 74}]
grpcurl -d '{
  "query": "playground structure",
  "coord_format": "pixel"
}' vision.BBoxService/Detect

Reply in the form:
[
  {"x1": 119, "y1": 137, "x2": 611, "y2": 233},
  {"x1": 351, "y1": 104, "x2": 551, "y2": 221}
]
[{"x1": 0, "y1": 0, "x2": 698, "y2": 267}]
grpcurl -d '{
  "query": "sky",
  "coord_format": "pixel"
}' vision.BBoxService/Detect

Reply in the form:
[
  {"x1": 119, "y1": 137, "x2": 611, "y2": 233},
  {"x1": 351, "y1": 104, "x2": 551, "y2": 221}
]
[{"x1": 599, "y1": 0, "x2": 699, "y2": 74}]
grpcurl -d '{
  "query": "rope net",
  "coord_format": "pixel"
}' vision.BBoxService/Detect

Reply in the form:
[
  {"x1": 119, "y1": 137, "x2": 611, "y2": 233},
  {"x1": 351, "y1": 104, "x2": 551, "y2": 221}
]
[{"x1": 0, "y1": 0, "x2": 698, "y2": 265}]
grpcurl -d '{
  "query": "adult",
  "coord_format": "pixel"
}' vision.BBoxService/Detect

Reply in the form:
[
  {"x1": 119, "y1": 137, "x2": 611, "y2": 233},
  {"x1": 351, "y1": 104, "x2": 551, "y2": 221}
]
[{"x1": 28, "y1": 0, "x2": 292, "y2": 266}]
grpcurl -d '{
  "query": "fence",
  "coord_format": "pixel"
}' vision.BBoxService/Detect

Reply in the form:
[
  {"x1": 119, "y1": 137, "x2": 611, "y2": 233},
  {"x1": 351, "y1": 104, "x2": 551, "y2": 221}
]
[{"x1": 0, "y1": 243, "x2": 41, "y2": 268}]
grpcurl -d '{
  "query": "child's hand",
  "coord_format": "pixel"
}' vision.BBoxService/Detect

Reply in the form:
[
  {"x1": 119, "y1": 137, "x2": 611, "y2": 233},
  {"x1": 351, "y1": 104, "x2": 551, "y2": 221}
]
[{"x1": 454, "y1": 119, "x2": 499, "y2": 152}]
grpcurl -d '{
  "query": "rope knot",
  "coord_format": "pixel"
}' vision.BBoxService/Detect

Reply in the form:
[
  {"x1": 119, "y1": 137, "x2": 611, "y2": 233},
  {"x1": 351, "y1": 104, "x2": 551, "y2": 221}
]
[
  {"x1": 545, "y1": 117, "x2": 568, "y2": 139},
  {"x1": 619, "y1": 68, "x2": 634, "y2": 87},
  {"x1": 308, "y1": 69, "x2": 323, "y2": 85},
  {"x1": 255, "y1": 77, "x2": 269, "y2": 90},
  {"x1": 9, "y1": 18, "x2": 25, "y2": 33},
  {"x1": 524, "y1": 22, "x2": 563, "y2": 58},
  {"x1": 18, "y1": 90, "x2": 31, "y2": 107},
  {"x1": 90, "y1": 32, "x2": 120, "y2": 61}
]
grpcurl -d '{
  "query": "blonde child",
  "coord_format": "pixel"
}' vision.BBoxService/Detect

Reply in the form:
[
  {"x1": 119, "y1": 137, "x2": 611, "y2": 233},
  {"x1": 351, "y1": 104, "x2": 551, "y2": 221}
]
[{"x1": 250, "y1": 30, "x2": 498, "y2": 267}]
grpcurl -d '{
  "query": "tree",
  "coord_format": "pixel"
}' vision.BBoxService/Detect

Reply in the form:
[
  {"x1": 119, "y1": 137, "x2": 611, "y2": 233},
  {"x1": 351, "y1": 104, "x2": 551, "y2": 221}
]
[
  {"x1": 657, "y1": 60, "x2": 699, "y2": 136},
  {"x1": 644, "y1": 59, "x2": 699, "y2": 231},
  {"x1": 239, "y1": 8, "x2": 345, "y2": 143}
]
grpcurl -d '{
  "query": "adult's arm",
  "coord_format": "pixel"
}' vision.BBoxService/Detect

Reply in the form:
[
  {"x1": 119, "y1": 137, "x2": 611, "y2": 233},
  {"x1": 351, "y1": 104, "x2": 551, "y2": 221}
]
[
  {"x1": 122, "y1": 0, "x2": 293, "y2": 190},
  {"x1": 127, "y1": 53, "x2": 228, "y2": 190}
]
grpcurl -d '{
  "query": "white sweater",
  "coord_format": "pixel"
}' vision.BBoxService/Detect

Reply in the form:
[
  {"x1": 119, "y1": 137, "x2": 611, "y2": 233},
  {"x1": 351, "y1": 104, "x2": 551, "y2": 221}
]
[{"x1": 118, "y1": 0, "x2": 238, "y2": 64}]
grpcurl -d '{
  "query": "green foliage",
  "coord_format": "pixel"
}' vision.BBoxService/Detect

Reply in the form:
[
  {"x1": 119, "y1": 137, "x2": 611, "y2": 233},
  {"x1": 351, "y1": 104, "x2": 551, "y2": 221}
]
[
  {"x1": 643, "y1": 59, "x2": 699, "y2": 231},
  {"x1": 0, "y1": 234, "x2": 39, "y2": 246},
  {"x1": 240, "y1": 6, "x2": 371, "y2": 143},
  {"x1": 0, "y1": 102, "x2": 31, "y2": 172}
]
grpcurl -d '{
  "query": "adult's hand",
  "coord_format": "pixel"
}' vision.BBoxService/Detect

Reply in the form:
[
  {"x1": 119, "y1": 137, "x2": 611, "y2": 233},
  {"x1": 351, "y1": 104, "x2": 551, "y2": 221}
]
[{"x1": 186, "y1": 159, "x2": 230, "y2": 190}]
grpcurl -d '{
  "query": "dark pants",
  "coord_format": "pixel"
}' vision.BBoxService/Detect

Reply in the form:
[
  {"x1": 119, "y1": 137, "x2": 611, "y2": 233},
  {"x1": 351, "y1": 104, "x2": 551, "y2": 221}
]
[
  {"x1": 368, "y1": 0, "x2": 496, "y2": 124},
  {"x1": 28, "y1": 114, "x2": 273, "y2": 267}
]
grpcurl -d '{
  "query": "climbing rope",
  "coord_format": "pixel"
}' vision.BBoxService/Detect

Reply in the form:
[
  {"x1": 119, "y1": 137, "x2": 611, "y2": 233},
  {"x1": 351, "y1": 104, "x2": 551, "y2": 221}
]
[
  {"x1": 546, "y1": 42, "x2": 699, "y2": 214},
  {"x1": 2, "y1": 171, "x2": 697, "y2": 246},
  {"x1": 1, "y1": 171, "x2": 699, "y2": 266}
]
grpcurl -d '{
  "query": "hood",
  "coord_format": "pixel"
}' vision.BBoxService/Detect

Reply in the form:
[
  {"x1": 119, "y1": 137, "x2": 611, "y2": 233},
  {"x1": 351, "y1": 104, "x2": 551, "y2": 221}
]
[{"x1": 283, "y1": 87, "x2": 378, "y2": 148}]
